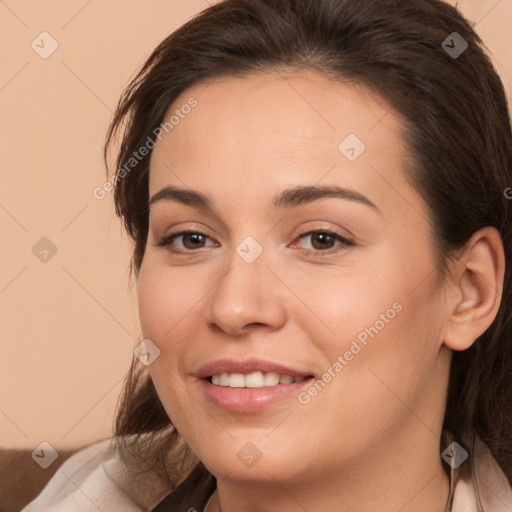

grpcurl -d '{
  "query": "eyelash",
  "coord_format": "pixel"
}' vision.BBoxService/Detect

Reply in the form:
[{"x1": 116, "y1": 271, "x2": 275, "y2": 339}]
[{"x1": 155, "y1": 228, "x2": 353, "y2": 256}]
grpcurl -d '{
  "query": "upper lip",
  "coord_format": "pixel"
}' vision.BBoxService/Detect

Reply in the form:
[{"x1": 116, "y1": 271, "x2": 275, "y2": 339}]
[{"x1": 196, "y1": 358, "x2": 314, "y2": 379}]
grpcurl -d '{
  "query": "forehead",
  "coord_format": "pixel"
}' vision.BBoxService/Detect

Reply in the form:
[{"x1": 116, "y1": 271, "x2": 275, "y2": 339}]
[{"x1": 148, "y1": 70, "x2": 414, "y2": 216}]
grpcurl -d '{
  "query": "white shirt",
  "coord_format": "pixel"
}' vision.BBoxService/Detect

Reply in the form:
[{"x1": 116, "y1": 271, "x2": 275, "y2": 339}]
[{"x1": 22, "y1": 436, "x2": 512, "y2": 511}]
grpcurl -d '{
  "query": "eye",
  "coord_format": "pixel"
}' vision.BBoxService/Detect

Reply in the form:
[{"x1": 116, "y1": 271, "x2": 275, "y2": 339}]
[
  {"x1": 293, "y1": 230, "x2": 353, "y2": 255},
  {"x1": 155, "y1": 228, "x2": 353, "y2": 256},
  {"x1": 156, "y1": 229, "x2": 216, "y2": 252}
]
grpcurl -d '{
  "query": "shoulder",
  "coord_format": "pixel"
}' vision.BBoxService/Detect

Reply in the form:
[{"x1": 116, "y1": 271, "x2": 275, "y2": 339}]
[
  {"x1": 21, "y1": 438, "x2": 170, "y2": 512},
  {"x1": 452, "y1": 435, "x2": 512, "y2": 512}
]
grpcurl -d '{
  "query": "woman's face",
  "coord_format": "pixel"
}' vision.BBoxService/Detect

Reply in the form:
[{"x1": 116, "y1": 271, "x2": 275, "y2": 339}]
[{"x1": 138, "y1": 71, "x2": 452, "y2": 486}]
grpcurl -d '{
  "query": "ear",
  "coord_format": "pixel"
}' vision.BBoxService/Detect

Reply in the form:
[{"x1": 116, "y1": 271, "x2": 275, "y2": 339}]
[{"x1": 442, "y1": 227, "x2": 505, "y2": 351}]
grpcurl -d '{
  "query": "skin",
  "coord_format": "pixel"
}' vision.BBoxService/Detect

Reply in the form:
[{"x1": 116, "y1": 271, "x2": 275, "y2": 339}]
[{"x1": 137, "y1": 70, "x2": 504, "y2": 512}]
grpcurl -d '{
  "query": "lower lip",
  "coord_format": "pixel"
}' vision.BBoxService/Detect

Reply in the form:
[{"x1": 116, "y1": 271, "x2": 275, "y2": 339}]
[{"x1": 199, "y1": 378, "x2": 314, "y2": 413}]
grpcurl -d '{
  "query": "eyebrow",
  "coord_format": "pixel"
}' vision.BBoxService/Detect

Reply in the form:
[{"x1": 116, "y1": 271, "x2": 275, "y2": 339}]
[{"x1": 148, "y1": 185, "x2": 379, "y2": 212}]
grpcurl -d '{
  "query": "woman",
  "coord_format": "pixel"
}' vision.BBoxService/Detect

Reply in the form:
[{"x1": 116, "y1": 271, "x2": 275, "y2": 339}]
[{"x1": 23, "y1": 0, "x2": 512, "y2": 510}]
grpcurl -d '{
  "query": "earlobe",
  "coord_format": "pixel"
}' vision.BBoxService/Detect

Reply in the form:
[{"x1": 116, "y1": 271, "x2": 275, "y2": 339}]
[{"x1": 443, "y1": 227, "x2": 505, "y2": 352}]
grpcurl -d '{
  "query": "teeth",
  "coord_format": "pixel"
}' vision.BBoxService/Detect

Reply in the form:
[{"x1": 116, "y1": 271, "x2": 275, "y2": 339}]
[
  {"x1": 264, "y1": 372, "x2": 280, "y2": 386},
  {"x1": 209, "y1": 371, "x2": 308, "y2": 388},
  {"x1": 245, "y1": 371, "x2": 264, "y2": 388},
  {"x1": 229, "y1": 373, "x2": 245, "y2": 388},
  {"x1": 279, "y1": 375, "x2": 294, "y2": 384}
]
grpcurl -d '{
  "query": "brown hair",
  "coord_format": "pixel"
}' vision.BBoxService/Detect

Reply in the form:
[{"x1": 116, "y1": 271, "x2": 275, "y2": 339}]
[{"x1": 105, "y1": 0, "x2": 512, "y2": 500}]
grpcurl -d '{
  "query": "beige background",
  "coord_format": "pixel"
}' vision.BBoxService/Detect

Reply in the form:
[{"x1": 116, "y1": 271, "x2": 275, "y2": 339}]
[{"x1": 1, "y1": 0, "x2": 511, "y2": 450}]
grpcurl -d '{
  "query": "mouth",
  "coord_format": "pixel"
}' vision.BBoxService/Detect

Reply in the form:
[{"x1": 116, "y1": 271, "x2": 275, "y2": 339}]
[
  {"x1": 198, "y1": 366, "x2": 316, "y2": 412},
  {"x1": 196, "y1": 358, "x2": 316, "y2": 412},
  {"x1": 206, "y1": 371, "x2": 313, "y2": 388}
]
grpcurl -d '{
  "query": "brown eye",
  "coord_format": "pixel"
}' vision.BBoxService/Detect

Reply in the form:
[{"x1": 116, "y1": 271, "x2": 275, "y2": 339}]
[
  {"x1": 156, "y1": 230, "x2": 215, "y2": 252},
  {"x1": 180, "y1": 232, "x2": 208, "y2": 250},
  {"x1": 295, "y1": 230, "x2": 353, "y2": 255},
  {"x1": 309, "y1": 232, "x2": 337, "y2": 250}
]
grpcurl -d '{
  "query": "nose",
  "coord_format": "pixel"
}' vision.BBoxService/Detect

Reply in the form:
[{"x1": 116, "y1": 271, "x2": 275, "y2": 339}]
[{"x1": 205, "y1": 248, "x2": 287, "y2": 337}]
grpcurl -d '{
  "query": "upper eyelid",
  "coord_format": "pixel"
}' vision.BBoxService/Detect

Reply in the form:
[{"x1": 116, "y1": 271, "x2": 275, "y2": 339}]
[
  {"x1": 163, "y1": 227, "x2": 348, "y2": 239},
  {"x1": 157, "y1": 218, "x2": 353, "y2": 238}
]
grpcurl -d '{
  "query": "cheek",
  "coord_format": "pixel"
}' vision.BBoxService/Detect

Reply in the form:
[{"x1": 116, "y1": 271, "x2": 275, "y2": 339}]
[
  {"x1": 294, "y1": 277, "x2": 444, "y2": 452},
  {"x1": 137, "y1": 260, "x2": 205, "y2": 342},
  {"x1": 136, "y1": 259, "x2": 218, "y2": 409},
  {"x1": 136, "y1": 263, "x2": 198, "y2": 422},
  {"x1": 137, "y1": 267, "x2": 169, "y2": 343},
  {"x1": 285, "y1": 256, "x2": 403, "y2": 353},
  {"x1": 298, "y1": 251, "x2": 443, "y2": 372}
]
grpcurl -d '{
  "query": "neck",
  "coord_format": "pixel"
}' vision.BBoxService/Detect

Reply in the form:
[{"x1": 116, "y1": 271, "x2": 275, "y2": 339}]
[{"x1": 205, "y1": 429, "x2": 451, "y2": 512}]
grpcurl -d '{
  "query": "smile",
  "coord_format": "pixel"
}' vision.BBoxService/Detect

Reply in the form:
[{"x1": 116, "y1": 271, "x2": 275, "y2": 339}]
[
  {"x1": 200, "y1": 374, "x2": 315, "y2": 413},
  {"x1": 209, "y1": 371, "x2": 308, "y2": 388}
]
